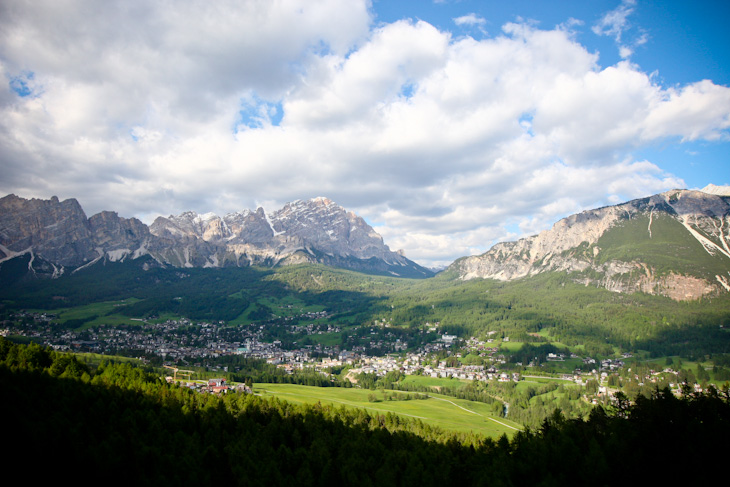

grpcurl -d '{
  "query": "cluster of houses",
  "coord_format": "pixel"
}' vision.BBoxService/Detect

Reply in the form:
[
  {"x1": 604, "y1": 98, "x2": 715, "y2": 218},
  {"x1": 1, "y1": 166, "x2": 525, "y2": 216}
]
[
  {"x1": 7, "y1": 312, "x2": 702, "y2": 403},
  {"x1": 330, "y1": 352, "x2": 522, "y2": 383},
  {"x1": 166, "y1": 377, "x2": 253, "y2": 395},
  {"x1": 2, "y1": 314, "x2": 322, "y2": 365}
]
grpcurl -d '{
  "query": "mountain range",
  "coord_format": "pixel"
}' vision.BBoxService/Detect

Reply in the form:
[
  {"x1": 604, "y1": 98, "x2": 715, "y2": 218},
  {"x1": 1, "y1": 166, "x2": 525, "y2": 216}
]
[
  {"x1": 0, "y1": 195, "x2": 432, "y2": 278},
  {"x1": 1, "y1": 187, "x2": 729, "y2": 301}
]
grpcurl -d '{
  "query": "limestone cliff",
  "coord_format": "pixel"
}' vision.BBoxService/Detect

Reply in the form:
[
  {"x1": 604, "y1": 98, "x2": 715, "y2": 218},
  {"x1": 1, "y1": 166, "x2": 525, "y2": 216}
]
[
  {"x1": 0, "y1": 194, "x2": 432, "y2": 278},
  {"x1": 451, "y1": 189, "x2": 730, "y2": 300}
]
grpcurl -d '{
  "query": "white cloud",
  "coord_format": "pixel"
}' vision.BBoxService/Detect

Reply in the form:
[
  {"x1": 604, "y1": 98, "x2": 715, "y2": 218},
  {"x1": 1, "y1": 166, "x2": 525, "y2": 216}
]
[
  {"x1": 0, "y1": 2, "x2": 727, "y2": 268},
  {"x1": 592, "y1": 0, "x2": 635, "y2": 42},
  {"x1": 592, "y1": 0, "x2": 649, "y2": 60},
  {"x1": 643, "y1": 80, "x2": 730, "y2": 141},
  {"x1": 453, "y1": 13, "x2": 486, "y2": 28},
  {"x1": 619, "y1": 46, "x2": 634, "y2": 59}
]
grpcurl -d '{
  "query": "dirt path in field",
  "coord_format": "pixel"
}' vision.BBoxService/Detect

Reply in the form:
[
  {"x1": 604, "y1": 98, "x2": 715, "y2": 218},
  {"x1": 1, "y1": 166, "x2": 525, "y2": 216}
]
[{"x1": 426, "y1": 395, "x2": 522, "y2": 432}]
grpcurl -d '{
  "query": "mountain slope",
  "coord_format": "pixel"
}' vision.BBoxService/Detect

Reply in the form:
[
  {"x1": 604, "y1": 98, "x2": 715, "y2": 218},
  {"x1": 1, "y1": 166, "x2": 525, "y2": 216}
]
[
  {"x1": 0, "y1": 194, "x2": 432, "y2": 278},
  {"x1": 451, "y1": 189, "x2": 730, "y2": 300}
]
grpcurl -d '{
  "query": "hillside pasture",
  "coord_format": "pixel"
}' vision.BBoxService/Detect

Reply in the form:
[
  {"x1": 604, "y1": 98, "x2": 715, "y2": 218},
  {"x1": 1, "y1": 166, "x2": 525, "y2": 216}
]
[{"x1": 253, "y1": 382, "x2": 521, "y2": 438}]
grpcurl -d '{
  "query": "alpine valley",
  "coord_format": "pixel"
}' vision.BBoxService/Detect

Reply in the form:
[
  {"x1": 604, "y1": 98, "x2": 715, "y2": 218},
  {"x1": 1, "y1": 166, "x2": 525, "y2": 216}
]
[
  {"x1": 3, "y1": 186, "x2": 730, "y2": 468},
  {"x1": 1, "y1": 187, "x2": 730, "y2": 361}
]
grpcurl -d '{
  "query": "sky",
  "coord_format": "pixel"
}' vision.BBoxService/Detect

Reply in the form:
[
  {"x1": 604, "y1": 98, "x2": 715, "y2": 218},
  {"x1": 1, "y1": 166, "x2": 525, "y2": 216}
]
[{"x1": 1, "y1": 0, "x2": 729, "y2": 268}]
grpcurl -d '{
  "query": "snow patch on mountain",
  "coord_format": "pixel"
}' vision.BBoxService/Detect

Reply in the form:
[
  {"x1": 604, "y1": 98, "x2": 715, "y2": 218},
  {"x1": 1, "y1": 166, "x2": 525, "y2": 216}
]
[{"x1": 264, "y1": 210, "x2": 285, "y2": 236}]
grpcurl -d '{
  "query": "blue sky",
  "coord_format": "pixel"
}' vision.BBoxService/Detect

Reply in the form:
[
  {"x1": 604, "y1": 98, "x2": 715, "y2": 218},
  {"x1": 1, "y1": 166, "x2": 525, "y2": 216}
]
[
  {"x1": 372, "y1": 0, "x2": 729, "y2": 191},
  {"x1": 379, "y1": 1, "x2": 730, "y2": 85},
  {"x1": 0, "y1": 0, "x2": 728, "y2": 267}
]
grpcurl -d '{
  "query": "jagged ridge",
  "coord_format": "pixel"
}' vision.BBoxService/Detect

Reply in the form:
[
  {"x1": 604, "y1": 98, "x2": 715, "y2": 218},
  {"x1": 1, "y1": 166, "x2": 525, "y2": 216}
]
[{"x1": 0, "y1": 195, "x2": 433, "y2": 278}]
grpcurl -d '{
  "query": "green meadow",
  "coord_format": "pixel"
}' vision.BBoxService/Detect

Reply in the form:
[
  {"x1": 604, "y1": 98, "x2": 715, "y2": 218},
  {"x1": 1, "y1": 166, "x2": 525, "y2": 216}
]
[
  {"x1": 29, "y1": 299, "x2": 143, "y2": 328},
  {"x1": 253, "y1": 382, "x2": 522, "y2": 438}
]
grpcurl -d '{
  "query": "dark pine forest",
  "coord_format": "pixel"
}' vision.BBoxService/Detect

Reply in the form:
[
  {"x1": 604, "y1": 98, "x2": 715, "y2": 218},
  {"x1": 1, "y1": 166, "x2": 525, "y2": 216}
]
[{"x1": 2, "y1": 337, "x2": 729, "y2": 486}]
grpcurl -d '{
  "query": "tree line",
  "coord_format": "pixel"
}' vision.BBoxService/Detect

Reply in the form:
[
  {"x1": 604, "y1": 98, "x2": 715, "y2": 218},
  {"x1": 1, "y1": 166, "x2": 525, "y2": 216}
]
[{"x1": 3, "y1": 337, "x2": 729, "y2": 485}]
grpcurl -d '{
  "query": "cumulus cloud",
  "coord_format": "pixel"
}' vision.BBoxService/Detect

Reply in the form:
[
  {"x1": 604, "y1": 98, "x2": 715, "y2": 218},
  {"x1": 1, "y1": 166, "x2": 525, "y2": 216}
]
[
  {"x1": 0, "y1": 1, "x2": 728, "y2": 267},
  {"x1": 643, "y1": 80, "x2": 730, "y2": 141}
]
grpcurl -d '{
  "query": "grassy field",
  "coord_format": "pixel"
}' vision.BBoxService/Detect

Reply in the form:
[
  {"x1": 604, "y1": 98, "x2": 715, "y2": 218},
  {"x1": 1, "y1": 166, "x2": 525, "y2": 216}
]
[
  {"x1": 519, "y1": 375, "x2": 575, "y2": 385},
  {"x1": 226, "y1": 293, "x2": 330, "y2": 325},
  {"x1": 29, "y1": 299, "x2": 143, "y2": 328},
  {"x1": 302, "y1": 331, "x2": 342, "y2": 347},
  {"x1": 499, "y1": 341, "x2": 524, "y2": 352},
  {"x1": 253, "y1": 383, "x2": 522, "y2": 439}
]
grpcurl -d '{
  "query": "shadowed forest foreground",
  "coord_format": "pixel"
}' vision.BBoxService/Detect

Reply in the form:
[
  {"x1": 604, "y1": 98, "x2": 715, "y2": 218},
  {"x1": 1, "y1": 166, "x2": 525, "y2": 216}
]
[{"x1": 2, "y1": 337, "x2": 728, "y2": 486}]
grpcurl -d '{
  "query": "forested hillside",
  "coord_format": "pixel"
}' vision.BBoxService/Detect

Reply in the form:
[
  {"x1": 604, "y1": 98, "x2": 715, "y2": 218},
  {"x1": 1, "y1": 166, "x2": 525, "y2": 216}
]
[
  {"x1": 2, "y1": 338, "x2": 729, "y2": 486},
  {"x1": 273, "y1": 264, "x2": 730, "y2": 358},
  {"x1": 381, "y1": 272, "x2": 730, "y2": 358},
  {"x1": 3, "y1": 257, "x2": 730, "y2": 359}
]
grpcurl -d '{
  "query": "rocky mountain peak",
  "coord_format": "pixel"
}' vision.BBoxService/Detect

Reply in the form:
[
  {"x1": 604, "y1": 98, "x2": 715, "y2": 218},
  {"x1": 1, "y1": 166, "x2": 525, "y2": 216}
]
[
  {"x1": 0, "y1": 194, "x2": 432, "y2": 278},
  {"x1": 451, "y1": 188, "x2": 730, "y2": 300},
  {"x1": 0, "y1": 194, "x2": 93, "y2": 266},
  {"x1": 701, "y1": 184, "x2": 730, "y2": 196},
  {"x1": 311, "y1": 196, "x2": 334, "y2": 206}
]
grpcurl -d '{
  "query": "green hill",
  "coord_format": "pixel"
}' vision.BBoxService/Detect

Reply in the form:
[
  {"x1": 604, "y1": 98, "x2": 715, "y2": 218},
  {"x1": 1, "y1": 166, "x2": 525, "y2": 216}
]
[{"x1": 3, "y1": 257, "x2": 730, "y2": 359}]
